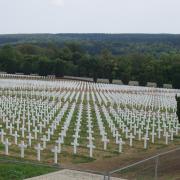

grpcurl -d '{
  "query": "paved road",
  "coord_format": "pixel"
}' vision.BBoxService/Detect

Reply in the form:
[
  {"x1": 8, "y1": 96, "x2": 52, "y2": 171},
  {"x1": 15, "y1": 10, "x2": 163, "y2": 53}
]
[{"x1": 25, "y1": 169, "x2": 124, "y2": 180}]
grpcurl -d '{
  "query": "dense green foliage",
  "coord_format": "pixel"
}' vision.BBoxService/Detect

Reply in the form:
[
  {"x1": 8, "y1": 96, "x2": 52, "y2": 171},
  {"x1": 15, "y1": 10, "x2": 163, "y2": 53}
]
[{"x1": 0, "y1": 34, "x2": 180, "y2": 88}]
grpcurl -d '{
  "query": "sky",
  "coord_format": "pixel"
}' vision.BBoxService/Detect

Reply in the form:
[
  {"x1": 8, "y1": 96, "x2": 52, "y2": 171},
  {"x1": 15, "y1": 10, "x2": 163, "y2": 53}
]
[{"x1": 0, "y1": 0, "x2": 180, "y2": 34}]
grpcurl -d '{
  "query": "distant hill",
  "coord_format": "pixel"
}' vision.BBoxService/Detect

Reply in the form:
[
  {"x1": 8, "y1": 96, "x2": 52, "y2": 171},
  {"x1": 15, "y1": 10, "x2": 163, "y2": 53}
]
[
  {"x1": 1, "y1": 33, "x2": 180, "y2": 55},
  {"x1": 1, "y1": 33, "x2": 180, "y2": 44}
]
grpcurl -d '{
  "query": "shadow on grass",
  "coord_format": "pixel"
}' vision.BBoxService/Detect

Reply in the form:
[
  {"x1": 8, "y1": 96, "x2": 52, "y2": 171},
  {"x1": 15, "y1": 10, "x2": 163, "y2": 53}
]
[{"x1": 72, "y1": 154, "x2": 95, "y2": 164}]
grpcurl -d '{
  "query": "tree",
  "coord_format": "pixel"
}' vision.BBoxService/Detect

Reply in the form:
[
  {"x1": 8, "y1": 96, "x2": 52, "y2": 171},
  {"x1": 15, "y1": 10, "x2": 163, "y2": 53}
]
[
  {"x1": 100, "y1": 49, "x2": 115, "y2": 83},
  {"x1": 171, "y1": 62, "x2": 180, "y2": 89},
  {"x1": 0, "y1": 45, "x2": 21, "y2": 73},
  {"x1": 89, "y1": 56, "x2": 101, "y2": 83},
  {"x1": 59, "y1": 47, "x2": 73, "y2": 61},
  {"x1": 37, "y1": 57, "x2": 53, "y2": 76},
  {"x1": 17, "y1": 44, "x2": 43, "y2": 55},
  {"x1": 53, "y1": 58, "x2": 66, "y2": 77},
  {"x1": 116, "y1": 57, "x2": 132, "y2": 85}
]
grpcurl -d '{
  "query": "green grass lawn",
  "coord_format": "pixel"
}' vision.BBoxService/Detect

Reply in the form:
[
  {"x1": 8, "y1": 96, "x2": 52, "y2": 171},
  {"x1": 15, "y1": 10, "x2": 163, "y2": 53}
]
[{"x1": 0, "y1": 158, "x2": 59, "y2": 180}]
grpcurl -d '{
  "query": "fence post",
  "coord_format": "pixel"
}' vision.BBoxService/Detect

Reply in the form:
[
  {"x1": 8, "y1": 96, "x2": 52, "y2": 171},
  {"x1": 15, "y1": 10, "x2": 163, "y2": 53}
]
[
  {"x1": 103, "y1": 173, "x2": 106, "y2": 180},
  {"x1": 155, "y1": 156, "x2": 159, "y2": 180},
  {"x1": 108, "y1": 172, "x2": 111, "y2": 180}
]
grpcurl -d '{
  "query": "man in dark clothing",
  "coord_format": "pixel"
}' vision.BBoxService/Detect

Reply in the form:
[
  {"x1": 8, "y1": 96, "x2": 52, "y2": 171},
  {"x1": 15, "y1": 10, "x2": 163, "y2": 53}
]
[{"x1": 175, "y1": 94, "x2": 180, "y2": 123}]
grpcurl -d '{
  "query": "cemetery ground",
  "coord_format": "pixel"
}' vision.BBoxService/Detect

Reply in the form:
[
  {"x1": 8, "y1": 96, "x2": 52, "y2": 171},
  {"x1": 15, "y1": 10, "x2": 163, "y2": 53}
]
[
  {"x1": 0, "y1": 78, "x2": 180, "y2": 179},
  {"x1": 0, "y1": 139, "x2": 180, "y2": 180}
]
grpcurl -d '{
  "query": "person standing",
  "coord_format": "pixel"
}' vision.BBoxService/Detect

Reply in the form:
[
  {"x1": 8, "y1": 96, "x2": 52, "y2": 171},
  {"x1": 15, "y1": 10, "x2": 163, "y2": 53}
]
[{"x1": 175, "y1": 94, "x2": 180, "y2": 123}]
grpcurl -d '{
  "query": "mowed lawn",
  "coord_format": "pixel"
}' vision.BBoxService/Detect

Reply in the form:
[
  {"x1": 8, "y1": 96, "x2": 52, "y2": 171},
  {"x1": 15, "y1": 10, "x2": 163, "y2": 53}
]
[{"x1": 0, "y1": 157, "x2": 59, "y2": 180}]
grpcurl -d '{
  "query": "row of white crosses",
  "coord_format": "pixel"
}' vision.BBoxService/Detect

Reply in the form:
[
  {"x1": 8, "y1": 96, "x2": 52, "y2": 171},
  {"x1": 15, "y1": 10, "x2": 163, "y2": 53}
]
[
  {"x1": 86, "y1": 102, "x2": 95, "y2": 157},
  {"x1": 51, "y1": 102, "x2": 76, "y2": 163},
  {"x1": 0, "y1": 78, "x2": 180, "y2": 164},
  {"x1": 106, "y1": 100, "x2": 179, "y2": 149},
  {"x1": 71, "y1": 102, "x2": 83, "y2": 154},
  {"x1": 0, "y1": 83, "x2": 70, "y2": 161},
  {"x1": 93, "y1": 102, "x2": 109, "y2": 151},
  {"x1": 92, "y1": 85, "x2": 180, "y2": 151},
  {"x1": 86, "y1": 102, "x2": 95, "y2": 155}
]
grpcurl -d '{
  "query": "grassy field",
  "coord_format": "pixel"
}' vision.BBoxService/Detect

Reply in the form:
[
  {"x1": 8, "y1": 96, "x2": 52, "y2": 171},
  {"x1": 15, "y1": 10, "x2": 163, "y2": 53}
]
[{"x1": 0, "y1": 156, "x2": 59, "y2": 180}]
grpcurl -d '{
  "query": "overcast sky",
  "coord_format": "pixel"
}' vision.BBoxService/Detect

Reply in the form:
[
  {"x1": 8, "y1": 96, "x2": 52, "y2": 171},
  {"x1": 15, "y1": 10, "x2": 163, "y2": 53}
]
[{"x1": 0, "y1": 0, "x2": 180, "y2": 34}]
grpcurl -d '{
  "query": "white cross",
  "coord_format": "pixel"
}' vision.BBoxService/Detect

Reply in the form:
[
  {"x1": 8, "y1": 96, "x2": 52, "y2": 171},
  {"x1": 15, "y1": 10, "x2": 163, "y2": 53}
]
[
  {"x1": 5, "y1": 118, "x2": 10, "y2": 129},
  {"x1": 46, "y1": 128, "x2": 52, "y2": 141},
  {"x1": 170, "y1": 129, "x2": 175, "y2": 141},
  {"x1": 150, "y1": 129, "x2": 156, "y2": 144},
  {"x1": 175, "y1": 125, "x2": 179, "y2": 135},
  {"x1": 20, "y1": 125, "x2": 27, "y2": 138},
  {"x1": 164, "y1": 132, "x2": 170, "y2": 145},
  {"x1": 41, "y1": 135, "x2": 48, "y2": 149},
  {"x1": 8, "y1": 123, "x2": 14, "y2": 135},
  {"x1": 16, "y1": 118, "x2": 21, "y2": 131},
  {"x1": 138, "y1": 129, "x2": 143, "y2": 141},
  {"x1": 27, "y1": 120, "x2": 32, "y2": 132},
  {"x1": 87, "y1": 134, "x2": 94, "y2": 142},
  {"x1": 125, "y1": 127, "x2": 130, "y2": 139},
  {"x1": 87, "y1": 141, "x2": 95, "y2": 158},
  {"x1": 117, "y1": 138, "x2": 125, "y2": 153},
  {"x1": 38, "y1": 122, "x2": 44, "y2": 133},
  {"x1": 142, "y1": 134, "x2": 149, "y2": 149},
  {"x1": 0, "y1": 129, "x2": 6, "y2": 142},
  {"x1": 13, "y1": 131, "x2": 20, "y2": 145},
  {"x1": 71, "y1": 140, "x2": 79, "y2": 154},
  {"x1": 51, "y1": 145, "x2": 60, "y2": 164},
  {"x1": 128, "y1": 133, "x2": 135, "y2": 147},
  {"x1": 56, "y1": 137, "x2": 63, "y2": 152},
  {"x1": 3, "y1": 138, "x2": 11, "y2": 155},
  {"x1": 34, "y1": 143, "x2": 43, "y2": 161},
  {"x1": 26, "y1": 133, "x2": 34, "y2": 147},
  {"x1": 18, "y1": 140, "x2": 27, "y2": 158},
  {"x1": 115, "y1": 131, "x2": 120, "y2": 144},
  {"x1": 33, "y1": 127, "x2": 39, "y2": 140},
  {"x1": 157, "y1": 126, "x2": 163, "y2": 139},
  {"x1": 102, "y1": 136, "x2": 109, "y2": 150}
]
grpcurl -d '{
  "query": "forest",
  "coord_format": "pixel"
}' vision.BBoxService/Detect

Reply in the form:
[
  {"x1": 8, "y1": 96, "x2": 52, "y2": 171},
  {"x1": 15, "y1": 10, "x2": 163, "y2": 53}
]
[{"x1": 0, "y1": 33, "x2": 180, "y2": 88}]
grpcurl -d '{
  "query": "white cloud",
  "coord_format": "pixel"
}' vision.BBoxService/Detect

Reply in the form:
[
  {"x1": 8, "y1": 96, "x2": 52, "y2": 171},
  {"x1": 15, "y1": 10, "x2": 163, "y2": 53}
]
[{"x1": 51, "y1": 0, "x2": 64, "y2": 7}]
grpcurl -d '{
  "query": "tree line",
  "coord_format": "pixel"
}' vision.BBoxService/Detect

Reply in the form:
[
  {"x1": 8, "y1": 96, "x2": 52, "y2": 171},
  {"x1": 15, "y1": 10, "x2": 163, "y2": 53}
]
[{"x1": 0, "y1": 42, "x2": 179, "y2": 88}]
